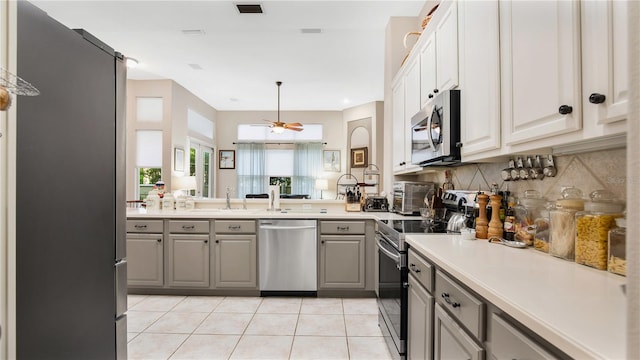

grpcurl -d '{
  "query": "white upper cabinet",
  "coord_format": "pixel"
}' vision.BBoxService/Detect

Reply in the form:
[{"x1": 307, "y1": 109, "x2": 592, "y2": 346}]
[
  {"x1": 419, "y1": 33, "x2": 437, "y2": 106},
  {"x1": 500, "y1": 0, "x2": 582, "y2": 146},
  {"x1": 435, "y1": 1, "x2": 459, "y2": 93},
  {"x1": 458, "y1": 0, "x2": 501, "y2": 158},
  {"x1": 392, "y1": 75, "x2": 407, "y2": 173},
  {"x1": 392, "y1": 54, "x2": 422, "y2": 175},
  {"x1": 581, "y1": 0, "x2": 628, "y2": 136},
  {"x1": 402, "y1": 55, "x2": 423, "y2": 173},
  {"x1": 419, "y1": 1, "x2": 459, "y2": 108}
]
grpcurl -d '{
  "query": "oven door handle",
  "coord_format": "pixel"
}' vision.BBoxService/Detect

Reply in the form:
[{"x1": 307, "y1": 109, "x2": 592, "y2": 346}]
[{"x1": 376, "y1": 236, "x2": 401, "y2": 265}]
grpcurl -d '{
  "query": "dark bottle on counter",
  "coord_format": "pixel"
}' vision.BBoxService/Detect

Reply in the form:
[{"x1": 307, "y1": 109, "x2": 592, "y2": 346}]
[{"x1": 503, "y1": 197, "x2": 516, "y2": 241}]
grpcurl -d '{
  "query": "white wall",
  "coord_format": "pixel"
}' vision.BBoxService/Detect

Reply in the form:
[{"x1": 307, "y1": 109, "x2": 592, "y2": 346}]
[{"x1": 216, "y1": 110, "x2": 343, "y2": 198}]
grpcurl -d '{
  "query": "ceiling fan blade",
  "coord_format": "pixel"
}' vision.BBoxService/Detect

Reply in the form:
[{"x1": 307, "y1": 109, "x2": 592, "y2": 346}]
[
  {"x1": 286, "y1": 122, "x2": 303, "y2": 127},
  {"x1": 287, "y1": 127, "x2": 304, "y2": 132}
]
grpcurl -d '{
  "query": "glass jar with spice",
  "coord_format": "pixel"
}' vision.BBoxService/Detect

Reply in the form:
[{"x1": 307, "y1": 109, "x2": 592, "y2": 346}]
[
  {"x1": 549, "y1": 186, "x2": 585, "y2": 260},
  {"x1": 575, "y1": 190, "x2": 624, "y2": 270},
  {"x1": 608, "y1": 217, "x2": 626, "y2": 276}
]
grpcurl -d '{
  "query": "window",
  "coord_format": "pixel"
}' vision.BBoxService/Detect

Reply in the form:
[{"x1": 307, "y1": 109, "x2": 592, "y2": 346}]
[
  {"x1": 138, "y1": 168, "x2": 162, "y2": 200},
  {"x1": 269, "y1": 177, "x2": 291, "y2": 195},
  {"x1": 189, "y1": 140, "x2": 214, "y2": 198},
  {"x1": 236, "y1": 124, "x2": 324, "y2": 199},
  {"x1": 135, "y1": 130, "x2": 162, "y2": 199}
]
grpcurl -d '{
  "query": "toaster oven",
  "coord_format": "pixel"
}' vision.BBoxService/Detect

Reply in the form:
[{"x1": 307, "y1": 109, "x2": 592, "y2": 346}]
[{"x1": 392, "y1": 181, "x2": 435, "y2": 215}]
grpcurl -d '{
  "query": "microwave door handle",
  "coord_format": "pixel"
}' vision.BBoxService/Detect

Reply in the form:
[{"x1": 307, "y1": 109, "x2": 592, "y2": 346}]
[{"x1": 426, "y1": 110, "x2": 437, "y2": 151}]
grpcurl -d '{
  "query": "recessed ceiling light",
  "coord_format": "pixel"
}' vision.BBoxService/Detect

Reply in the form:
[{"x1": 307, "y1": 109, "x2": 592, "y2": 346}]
[
  {"x1": 181, "y1": 29, "x2": 205, "y2": 36},
  {"x1": 343, "y1": 98, "x2": 351, "y2": 104},
  {"x1": 125, "y1": 58, "x2": 138, "y2": 68},
  {"x1": 188, "y1": 63, "x2": 203, "y2": 70},
  {"x1": 301, "y1": 28, "x2": 323, "y2": 34},
  {"x1": 236, "y1": 4, "x2": 263, "y2": 14}
]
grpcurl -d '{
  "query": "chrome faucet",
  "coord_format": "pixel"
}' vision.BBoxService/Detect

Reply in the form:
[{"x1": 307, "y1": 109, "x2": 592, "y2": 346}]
[{"x1": 226, "y1": 186, "x2": 232, "y2": 209}]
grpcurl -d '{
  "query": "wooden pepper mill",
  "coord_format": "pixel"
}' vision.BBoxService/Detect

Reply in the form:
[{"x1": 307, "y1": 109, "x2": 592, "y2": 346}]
[
  {"x1": 475, "y1": 193, "x2": 489, "y2": 239},
  {"x1": 487, "y1": 194, "x2": 504, "y2": 239}
]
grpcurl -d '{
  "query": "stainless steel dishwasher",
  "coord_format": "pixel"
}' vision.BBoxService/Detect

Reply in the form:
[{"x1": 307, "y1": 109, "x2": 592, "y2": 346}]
[{"x1": 258, "y1": 219, "x2": 317, "y2": 295}]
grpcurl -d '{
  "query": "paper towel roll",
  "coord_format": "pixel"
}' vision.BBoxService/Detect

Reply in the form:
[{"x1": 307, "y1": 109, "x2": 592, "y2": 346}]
[{"x1": 269, "y1": 185, "x2": 280, "y2": 210}]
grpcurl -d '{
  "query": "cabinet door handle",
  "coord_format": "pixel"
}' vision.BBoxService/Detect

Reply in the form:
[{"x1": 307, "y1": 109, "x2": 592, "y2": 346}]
[
  {"x1": 182, "y1": 225, "x2": 195, "y2": 230},
  {"x1": 558, "y1": 105, "x2": 573, "y2": 115},
  {"x1": 321, "y1": 240, "x2": 325, "y2": 244},
  {"x1": 337, "y1": 226, "x2": 349, "y2": 231},
  {"x1": 215, "y1": 240, "x2": 219, "y2": 243},
  {"x1": 589, "y1": 93, "x2": 606, "y2": 104},
  {"x1": 228, "y1": 225, "x2": 241, "y2": 231},
  {"x1": 433, "y1": 88, "x2": 439, "y2": 94},
  {"x1": 134, "y1": 224, "x2": 147, "y2": 230},
  {"x1": 441, "y1": 293, "x2": 460, "y2": 308},
  {"x1": 156, "y1": 238, "x2": 162, "y2": 243},
  {"x1": 204, "y1": 240, "x2": 208, "y2": 244},
  {"x1": 428, "y1": 93, "x2": 434, "y2": 99}
]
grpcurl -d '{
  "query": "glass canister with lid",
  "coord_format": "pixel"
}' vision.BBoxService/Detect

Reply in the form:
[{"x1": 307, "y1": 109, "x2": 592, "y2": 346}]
[
  {"x1": 534, "y1": 204, "x2": 552, "y2": 253},
  {"x1": 608, "y1": 217, "x2": 626, "y2": 276},
  {"x1": 575, "y1": 190, "x2": 624, "y2": 270},
  {"x1": 513, "y1": 190, "x2": 547, "y2": 246},
  {"x1": 549, "y1": 186, "x2": 585, "y2": 260}
]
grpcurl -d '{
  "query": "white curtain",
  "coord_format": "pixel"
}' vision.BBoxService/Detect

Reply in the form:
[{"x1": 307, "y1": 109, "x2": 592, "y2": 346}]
[
  {"x1": 293, "y1": 142, "x2": 323, "y2": 198},
  {"x1": 236, "y1": 143, "x2": 266, "y2": 198}
]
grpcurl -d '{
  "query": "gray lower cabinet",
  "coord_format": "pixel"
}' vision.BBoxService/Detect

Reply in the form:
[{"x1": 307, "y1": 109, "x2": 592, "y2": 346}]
[
  {"x1": 214, "y1": 220, "x2": 257, "y2": 288},
  {"x1": 434, "y1": 303, "x2": 485, "y2": 360},
  {"x1": 126, "y1": 233, "x2": 164, "y2": 287},
  {"x1": 127, "y1": 219, "x2": 164, "y2": 287},
  {"x1": 489, "y1": 313, "x2": 558, "y2": 360},
  {"x1": 167, "y1": 220, "x2": 211, "y2": 288},
  {"x1": 167, "y1": 234, "x2": 210, "y2": 288},
  {"x1": 408, "y1": 273, "x2": 434, "y2": 360},
  {"x1": 319, "y1": 220, "x2": 366, "y2": 289}
]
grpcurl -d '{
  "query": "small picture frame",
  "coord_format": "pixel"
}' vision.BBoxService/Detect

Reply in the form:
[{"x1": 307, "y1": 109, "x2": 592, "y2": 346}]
[
  {"x1": 323, "y1": 150, "x2": 341, "y2": 172},
  {"x1": 350, "y1": 147, "x2": 368, "y2": 168},
  {"x1": 174, "y1": 147, "x2": 184, "y2": 172},
  {"x1": 219, "y1": 150, "x2": 235, "y2": 169}
]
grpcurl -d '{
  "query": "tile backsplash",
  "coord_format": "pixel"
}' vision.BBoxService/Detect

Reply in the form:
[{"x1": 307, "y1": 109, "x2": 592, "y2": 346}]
[{"x1": 419, "y1": 148, "x2": 627, "y2": 203}]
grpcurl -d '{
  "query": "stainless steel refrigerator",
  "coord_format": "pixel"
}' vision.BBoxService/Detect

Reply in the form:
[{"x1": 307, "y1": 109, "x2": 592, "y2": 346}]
[{"x1": 16, "y1": 1, "x2": 127, "y2": 358}]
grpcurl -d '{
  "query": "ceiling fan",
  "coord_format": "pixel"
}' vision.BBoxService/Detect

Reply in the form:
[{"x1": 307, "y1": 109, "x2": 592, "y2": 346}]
[{"x1": 263, "y1": 81, "x2": 303, "y2": 133}]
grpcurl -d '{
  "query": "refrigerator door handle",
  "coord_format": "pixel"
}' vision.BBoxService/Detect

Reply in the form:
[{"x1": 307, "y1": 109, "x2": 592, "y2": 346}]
[{"x1": 114, "y1": 260, "x2": 127, "y2": 317}]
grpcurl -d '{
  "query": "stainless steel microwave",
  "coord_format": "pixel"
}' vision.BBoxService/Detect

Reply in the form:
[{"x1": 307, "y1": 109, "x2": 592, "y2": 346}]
[{"x1": 410, "y1": 89, "x2": 461, "y2": 166}]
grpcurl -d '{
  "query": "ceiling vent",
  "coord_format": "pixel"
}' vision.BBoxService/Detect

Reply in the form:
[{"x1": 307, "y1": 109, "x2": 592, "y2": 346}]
[
  {"x1": 301, "y1": 28, "x2": 323, "y2": 34},
  {"x1": 181, "y1": 29, "x2": 205, "y2": 36},
  {"x1": 236, "y1": 4, "x2": 263, "y2": 14},
  {"x1": 188, "y1": 64, "x2": 203, "y2": 70}
]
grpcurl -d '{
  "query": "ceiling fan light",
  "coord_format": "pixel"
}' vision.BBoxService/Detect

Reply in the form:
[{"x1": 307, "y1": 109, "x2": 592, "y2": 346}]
[{"x1": 272, "y1": 125, "x2": 285, "y2": 134}]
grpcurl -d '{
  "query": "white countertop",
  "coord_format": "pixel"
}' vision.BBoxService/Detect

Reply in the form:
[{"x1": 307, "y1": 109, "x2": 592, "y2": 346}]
[
  {"x1": 405, "y1": 234, "x2": 626, "y2": 359},
  {"x1": 127, "y1": 208, "x2": 408, "y2": 221}
]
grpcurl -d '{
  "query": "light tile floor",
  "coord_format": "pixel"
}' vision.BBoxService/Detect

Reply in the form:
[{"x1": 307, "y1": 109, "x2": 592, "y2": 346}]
[{"x1": 127, "y1": 295, "x2": 392, "y2": 360}]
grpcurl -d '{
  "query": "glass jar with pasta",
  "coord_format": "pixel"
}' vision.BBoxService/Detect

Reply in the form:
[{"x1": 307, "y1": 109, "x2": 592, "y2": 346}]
[
  {"x1": 549, "y1": 186, "x2": 585, "y2": 261},
  {"x1": 608, "y1": 217, "x2": 626, "y2": 276},
  {"x1": 575, "y1": 190, "x2": 624, "y2": 270}
]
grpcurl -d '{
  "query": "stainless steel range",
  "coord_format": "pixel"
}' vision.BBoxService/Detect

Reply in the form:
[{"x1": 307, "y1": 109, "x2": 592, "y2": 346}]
[
  {"x1": 376, "y1": 190, "x2": 479, "y2": 359},
  {"x1": 375, "y1": 219, "x2": 447, "y2": 359}
]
